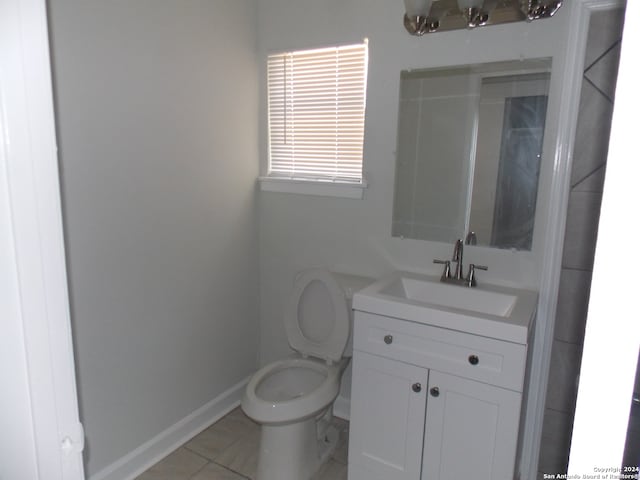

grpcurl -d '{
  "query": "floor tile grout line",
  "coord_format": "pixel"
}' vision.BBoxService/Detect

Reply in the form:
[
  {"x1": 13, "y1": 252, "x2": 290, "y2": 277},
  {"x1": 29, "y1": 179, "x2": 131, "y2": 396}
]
[
  {"x1": 210, "y1": 458, "x2": 253, "y2": 480},
  {"x1": 185, "y1": 458, "x2": 253, "y2": 480},
  {"x1": 220, "y1": 459, "x2": 252, "y2": 480},
  {"x1": 182, "y1": 444, "x2": 213, "y2": 464},
  {"x1": 187, "y1": 459, "x2": 212, "y2": 480}
]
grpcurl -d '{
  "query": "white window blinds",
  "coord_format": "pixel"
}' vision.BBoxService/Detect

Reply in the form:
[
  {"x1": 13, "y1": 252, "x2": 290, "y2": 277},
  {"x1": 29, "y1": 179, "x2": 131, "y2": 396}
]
[{"x1": 267, "y1": 42, "x2": 368, "y2": 183}]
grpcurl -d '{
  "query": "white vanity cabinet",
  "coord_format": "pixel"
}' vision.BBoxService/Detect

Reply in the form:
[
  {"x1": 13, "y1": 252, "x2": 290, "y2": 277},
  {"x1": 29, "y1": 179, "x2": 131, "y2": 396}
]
[
  {"x1": 347, "y1": 310, "x2": 529, "y2": 480},
  {"x1": 348, "y1": 351, "x2": 428, "y2": 480}
]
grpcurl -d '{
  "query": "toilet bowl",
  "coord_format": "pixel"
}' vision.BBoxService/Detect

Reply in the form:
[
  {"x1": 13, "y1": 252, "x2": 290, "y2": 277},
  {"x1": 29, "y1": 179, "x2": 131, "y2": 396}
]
[{"x1": 241, "y1": 269, "x2": 371, "y2": 480}]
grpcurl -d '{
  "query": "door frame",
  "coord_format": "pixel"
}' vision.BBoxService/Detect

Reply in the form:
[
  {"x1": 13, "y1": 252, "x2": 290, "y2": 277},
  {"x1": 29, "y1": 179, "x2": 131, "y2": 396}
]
[{"x1": 0, "y1": 0, "x2": 85, "y2": 478}]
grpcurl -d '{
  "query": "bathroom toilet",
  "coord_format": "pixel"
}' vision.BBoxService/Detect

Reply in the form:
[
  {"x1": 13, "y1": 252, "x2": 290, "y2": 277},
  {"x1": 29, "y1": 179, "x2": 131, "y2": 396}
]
[{"x1": 241, "y1": 269, "x2": 371, "y2": 480}]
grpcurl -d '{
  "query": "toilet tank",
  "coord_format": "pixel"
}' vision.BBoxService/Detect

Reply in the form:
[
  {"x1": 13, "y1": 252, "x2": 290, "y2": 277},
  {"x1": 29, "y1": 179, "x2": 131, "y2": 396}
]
[{"x1": 331, "y1": 272, "x2": 374, "y2": 357}]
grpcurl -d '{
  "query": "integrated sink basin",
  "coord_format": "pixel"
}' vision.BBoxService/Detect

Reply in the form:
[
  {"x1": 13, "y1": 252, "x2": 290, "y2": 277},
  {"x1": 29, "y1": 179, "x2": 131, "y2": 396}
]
[
  {"x1": 353, "y1": 271, "x2": 538, "y2": 344},
  {"x1": 381, "y1": 276, "x2": 518, "y2": 317}
]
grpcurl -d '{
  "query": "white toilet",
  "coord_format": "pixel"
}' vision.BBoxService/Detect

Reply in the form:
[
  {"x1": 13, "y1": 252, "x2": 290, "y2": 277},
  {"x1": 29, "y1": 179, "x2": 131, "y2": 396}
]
[{"x1": 241, "y1": 269, "x2": 371, "y2": 480}]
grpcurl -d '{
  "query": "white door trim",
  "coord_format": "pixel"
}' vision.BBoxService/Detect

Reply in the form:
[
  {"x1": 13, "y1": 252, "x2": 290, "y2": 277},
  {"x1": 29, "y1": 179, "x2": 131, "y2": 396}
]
[{"x1": 0, "y1": 0, "x2": 85, "y2": 478}]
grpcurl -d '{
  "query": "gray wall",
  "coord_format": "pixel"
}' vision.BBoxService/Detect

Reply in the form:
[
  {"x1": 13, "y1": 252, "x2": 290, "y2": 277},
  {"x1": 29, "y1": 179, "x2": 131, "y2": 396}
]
[
  {"x1": 48, "y1": 1, "x2": 259, "y2": 475},
  {"x1": 538, "y1": 8, "x2": 625, "y2": 477}
]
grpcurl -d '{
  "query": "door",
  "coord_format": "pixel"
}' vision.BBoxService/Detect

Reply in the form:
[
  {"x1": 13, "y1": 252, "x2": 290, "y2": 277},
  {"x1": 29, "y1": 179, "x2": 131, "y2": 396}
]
[
  {"x1": 348, "y1": 352, "x2": 428, "y2": 480},
  {"x1": 422, "y1": 371, "x2": 521, "y2": 480}
]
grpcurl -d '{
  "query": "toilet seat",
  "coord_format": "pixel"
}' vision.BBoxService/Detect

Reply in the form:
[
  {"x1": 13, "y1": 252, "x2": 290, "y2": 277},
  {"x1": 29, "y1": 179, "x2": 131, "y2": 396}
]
[
  {"x1": 242, "y1": 355, "x2": 344, "y2": 424},
  {"x1": 284, "y1": 269, "x2": 350, "y2": 363}
]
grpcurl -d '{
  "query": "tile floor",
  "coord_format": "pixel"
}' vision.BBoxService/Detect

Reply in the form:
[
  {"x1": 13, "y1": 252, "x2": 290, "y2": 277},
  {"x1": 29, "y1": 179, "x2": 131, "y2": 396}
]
[{"x1": 135, "y1": 407, "x2": 349, "y2": 480}]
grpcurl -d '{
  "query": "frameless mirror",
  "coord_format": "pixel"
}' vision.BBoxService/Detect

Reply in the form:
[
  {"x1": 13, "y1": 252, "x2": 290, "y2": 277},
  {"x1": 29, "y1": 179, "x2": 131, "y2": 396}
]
[{"x1": 392, "y1": 59, "x2": 551, "y2": 250}]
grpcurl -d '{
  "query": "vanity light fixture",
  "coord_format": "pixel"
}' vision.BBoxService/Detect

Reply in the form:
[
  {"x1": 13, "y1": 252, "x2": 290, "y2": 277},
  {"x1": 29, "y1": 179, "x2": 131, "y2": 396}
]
[
  {"x1": 457, "y1": 0, "x2": 489, "y2": 28},
  {"x1": 403, "y1": 0, "x2": 439, "y2": 36},
  {"x1": 521, "y1": 0, "x2": 563, "y2": 20},
  {"x1": 402, "y1": 0, "x2": 562, "y2": 35}
]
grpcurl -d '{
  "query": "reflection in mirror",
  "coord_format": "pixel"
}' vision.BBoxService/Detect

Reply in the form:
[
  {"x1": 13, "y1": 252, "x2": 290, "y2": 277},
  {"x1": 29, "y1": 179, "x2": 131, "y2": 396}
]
[{"x1": 392, "y1": 59, "x2": 551, "y2": 250}]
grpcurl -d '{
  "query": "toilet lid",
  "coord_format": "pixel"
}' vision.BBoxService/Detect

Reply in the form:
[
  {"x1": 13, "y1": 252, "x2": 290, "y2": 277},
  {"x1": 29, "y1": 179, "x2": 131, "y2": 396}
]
[{"x1": 284, "y1": 269, "x2": 350, "y2": 363}]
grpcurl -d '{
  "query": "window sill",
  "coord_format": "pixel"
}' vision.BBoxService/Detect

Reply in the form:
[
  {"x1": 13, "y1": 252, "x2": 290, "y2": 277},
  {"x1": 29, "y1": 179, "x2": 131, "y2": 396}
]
[{"x1": 258, "y1": 177, "x2": 367, "y2": 199}]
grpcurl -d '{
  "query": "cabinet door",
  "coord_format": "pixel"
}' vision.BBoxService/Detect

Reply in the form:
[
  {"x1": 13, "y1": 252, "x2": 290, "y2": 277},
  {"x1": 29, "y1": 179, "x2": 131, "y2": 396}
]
[
  {"x1": 422, "y1": 371, "x2": 522, "y2": 480},
  {"x1": 348, "y1": 352, "x2": 427, "y2": 480}
]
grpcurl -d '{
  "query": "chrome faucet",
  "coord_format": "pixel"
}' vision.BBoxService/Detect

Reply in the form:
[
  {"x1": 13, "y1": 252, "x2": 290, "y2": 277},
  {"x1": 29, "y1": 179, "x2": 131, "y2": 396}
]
[
  {"x1": 452, "y1": 239, "x2": 464, "y2": 280},
  {"x1": 433, "y1": 239, "x2": 488, "y2": 287}
]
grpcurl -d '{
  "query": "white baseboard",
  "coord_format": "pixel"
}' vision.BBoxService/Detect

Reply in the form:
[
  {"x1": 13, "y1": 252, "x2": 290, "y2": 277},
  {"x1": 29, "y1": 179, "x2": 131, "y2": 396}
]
[
  {"x1": 333, "y1": 394, "x2": 350, "y2": 421},
  {"x1": 90, "y1": 376, "x2": 250, "y2": 480}
]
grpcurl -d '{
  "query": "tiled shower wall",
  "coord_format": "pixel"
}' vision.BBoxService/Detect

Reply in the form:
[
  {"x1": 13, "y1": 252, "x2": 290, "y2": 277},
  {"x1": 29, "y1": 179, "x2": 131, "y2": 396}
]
[{"x1": 537, "y1": 8, "x2": 625, "y2": 477}]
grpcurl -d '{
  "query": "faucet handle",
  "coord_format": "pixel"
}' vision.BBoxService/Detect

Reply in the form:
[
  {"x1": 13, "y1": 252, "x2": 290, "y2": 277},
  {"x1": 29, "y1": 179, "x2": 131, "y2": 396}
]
[
  {"x1": 433, "y1": 259, "x2": 452, "y2": 280},
  {"x1": 465, "y1": 231, "x2": 477, "y2": 245},
  {"x1": 466, "y1": 264, "x2": 488, "y2": 287}
]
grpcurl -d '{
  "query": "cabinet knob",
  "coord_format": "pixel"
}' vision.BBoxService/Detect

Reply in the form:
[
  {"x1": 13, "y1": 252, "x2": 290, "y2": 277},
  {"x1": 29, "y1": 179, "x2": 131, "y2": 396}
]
[
  {"x1": 430, "y1": 387, "x2": 440, "y2": 397},
  {"x1": 412, "y1": 383, "x2": 422, "y2": 393},
  {"x1": 384, "y1": 335, "x2": 393, "y2": 345},
  {"x1": 468, "y1": 354, "x2": 479, "y2": 365}
]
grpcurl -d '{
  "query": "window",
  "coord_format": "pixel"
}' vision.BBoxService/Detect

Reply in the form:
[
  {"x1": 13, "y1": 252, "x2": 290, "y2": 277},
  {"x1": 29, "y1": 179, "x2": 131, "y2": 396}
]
[{"x1": 261, "y1": 41, "x2": 369, "y2": 198}]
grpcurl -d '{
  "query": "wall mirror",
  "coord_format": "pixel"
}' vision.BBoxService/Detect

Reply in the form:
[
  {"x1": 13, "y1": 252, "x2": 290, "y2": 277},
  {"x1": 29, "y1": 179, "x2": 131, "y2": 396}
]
[{"x1": 392, "y1": 58, "x2": 552, "y2": 250}]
